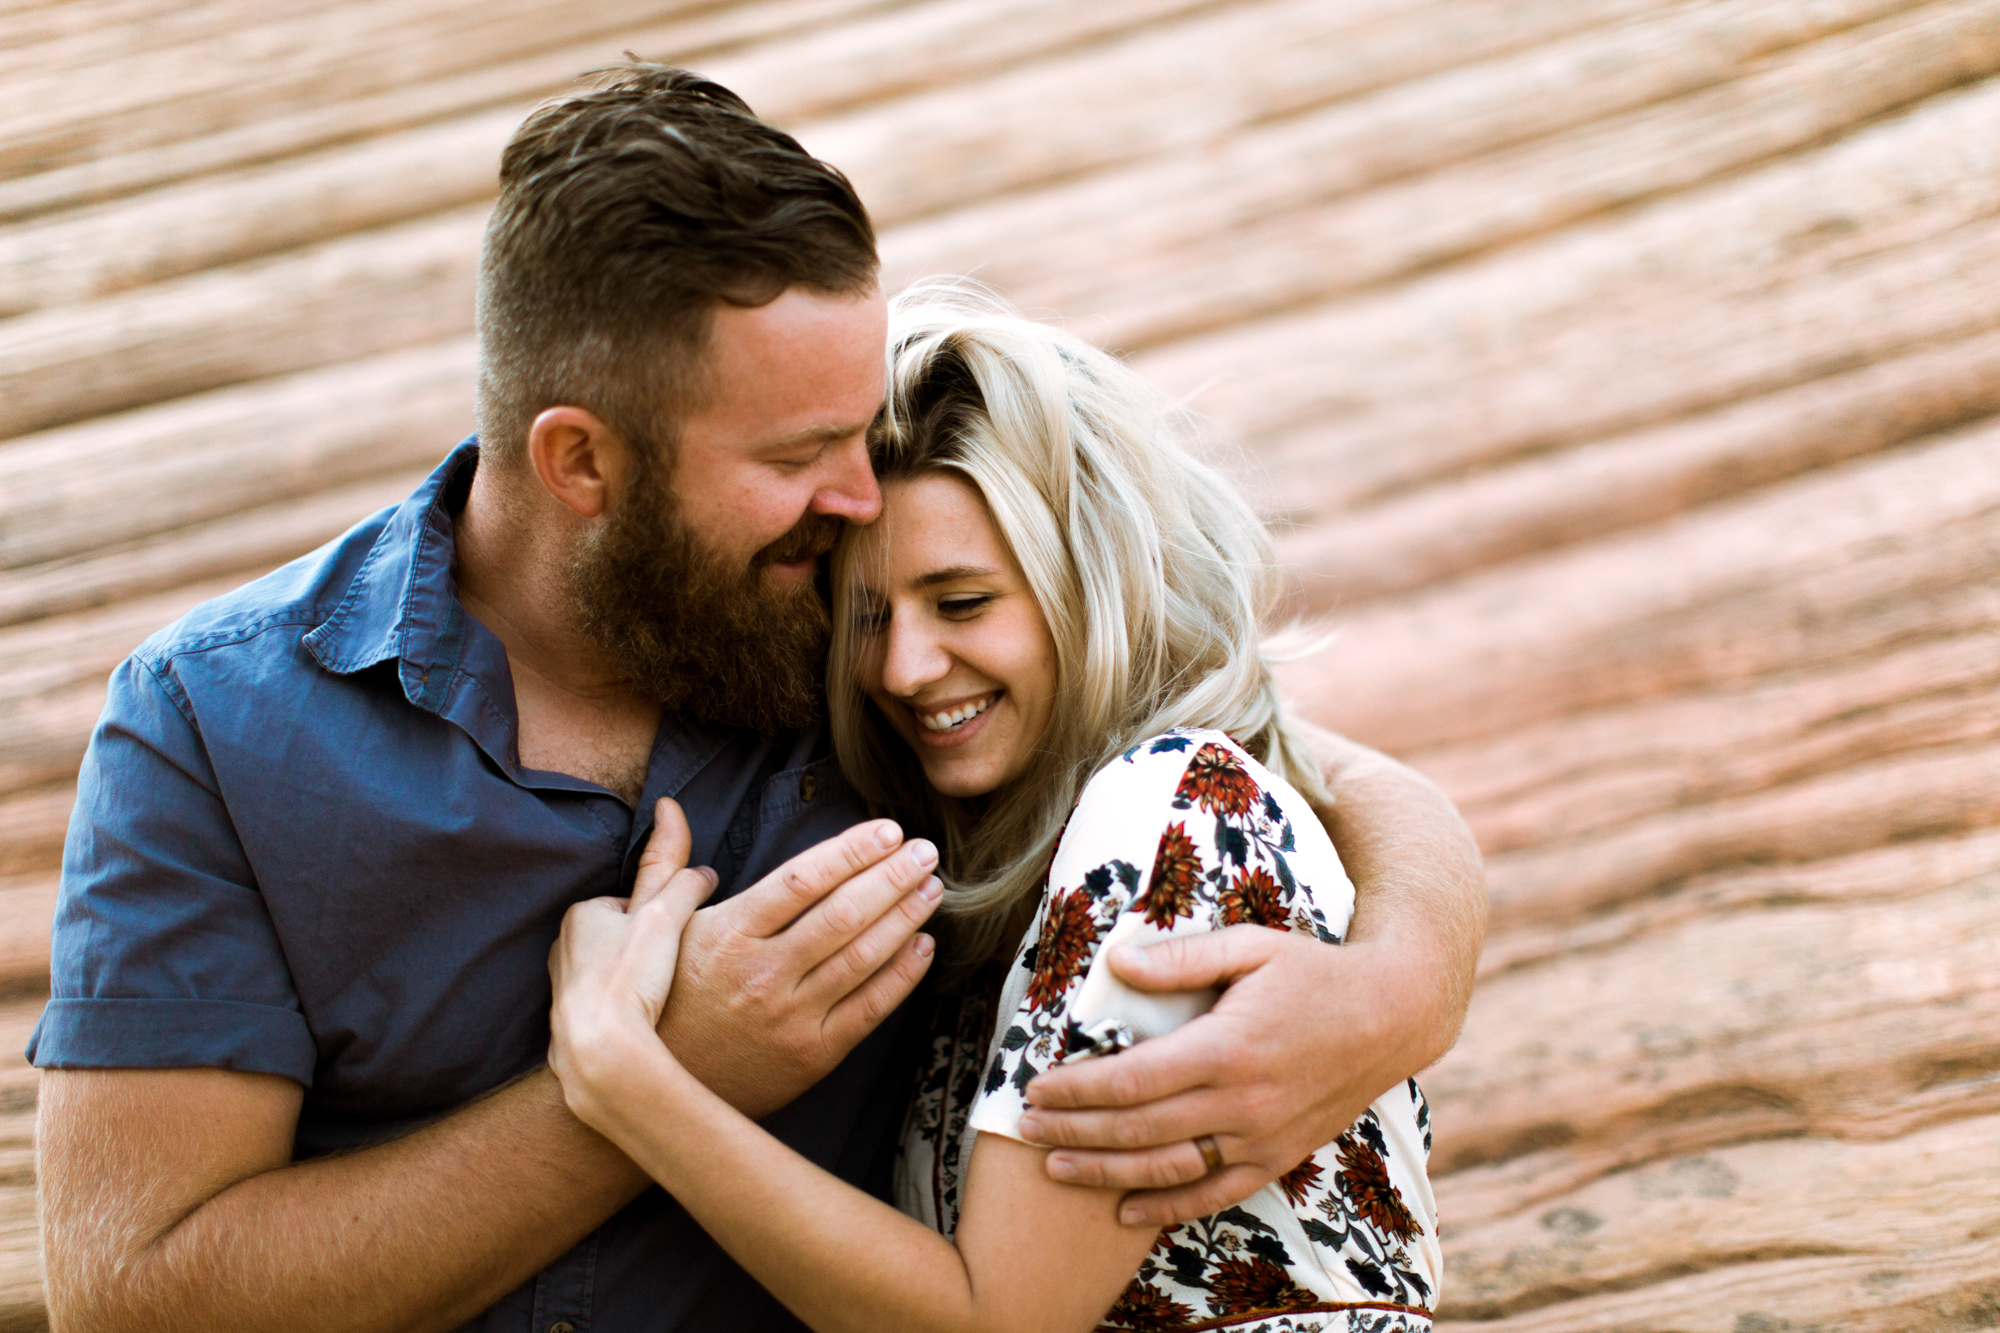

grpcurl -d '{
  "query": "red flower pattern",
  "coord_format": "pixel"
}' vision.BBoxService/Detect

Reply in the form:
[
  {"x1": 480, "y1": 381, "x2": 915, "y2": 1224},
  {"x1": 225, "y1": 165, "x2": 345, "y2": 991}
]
[
  {"x1": 1173, "y1": 743, "x2": 1263, "y2": 816},
  {"x1": 1336, "y1": 1132, "x2": 1423, "y2": 1243},
  {"x1": 1204, "y1": 1256, "x2": 1321, "y2": 1316},
  {"x1": 1277, "y1": 1155, "x2": 1325, "y2": 1207},
  {"x1": 1025, "y1": 888, "x2": 1101, "y2": 1012},
  {"x1": 1140, "y1": 822, "x2": 1202, "y2": 927},
  {"x1": 1105, "y1": 1281, "x2": 1196, "y2": 1330},
  {"x1": 1219, "y1": 864, "x2": 1290, "y2": 929}
]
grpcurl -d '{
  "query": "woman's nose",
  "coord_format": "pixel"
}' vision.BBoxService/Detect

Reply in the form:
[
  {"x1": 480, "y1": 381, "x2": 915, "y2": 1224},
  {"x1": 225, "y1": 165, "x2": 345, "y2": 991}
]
[{"x1": 879, "y1": 614, "x2": 950, "y2": 699}]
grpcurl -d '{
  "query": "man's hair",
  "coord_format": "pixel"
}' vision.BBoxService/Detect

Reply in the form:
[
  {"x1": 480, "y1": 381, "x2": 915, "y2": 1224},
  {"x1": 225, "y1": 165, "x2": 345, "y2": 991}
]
[{"x1": 474, "y1": 62, "x2": 879, "y2": 465}]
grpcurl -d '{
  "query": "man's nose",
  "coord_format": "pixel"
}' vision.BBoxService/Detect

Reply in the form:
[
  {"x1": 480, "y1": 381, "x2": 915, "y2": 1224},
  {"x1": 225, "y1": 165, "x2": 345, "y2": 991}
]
[{"x1": 808, "y1": 434, "x2": 882, "y2": 526}]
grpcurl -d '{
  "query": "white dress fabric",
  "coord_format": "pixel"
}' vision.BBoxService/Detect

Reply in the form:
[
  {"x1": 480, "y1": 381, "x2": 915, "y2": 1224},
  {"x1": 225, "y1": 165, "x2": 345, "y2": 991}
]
[{"x1": 895, "y1": 729, "x2": 1441, "y2": 1332}]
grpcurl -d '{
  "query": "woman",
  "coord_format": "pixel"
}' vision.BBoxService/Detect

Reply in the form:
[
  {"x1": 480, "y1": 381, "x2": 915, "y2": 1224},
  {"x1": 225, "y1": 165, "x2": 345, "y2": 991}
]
[{"x1": 548, "y1": 283, "x2": 1441, "y2": 1333}]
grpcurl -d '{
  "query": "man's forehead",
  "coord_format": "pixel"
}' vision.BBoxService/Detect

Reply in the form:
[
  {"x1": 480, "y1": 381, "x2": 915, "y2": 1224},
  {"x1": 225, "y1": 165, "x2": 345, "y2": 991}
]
[
  {"x1": 691, "y1": 287, "x2": 888, "y2": 429},
  {"x1": 704, "y1": 286, "x2": 885, "y2": 370}
]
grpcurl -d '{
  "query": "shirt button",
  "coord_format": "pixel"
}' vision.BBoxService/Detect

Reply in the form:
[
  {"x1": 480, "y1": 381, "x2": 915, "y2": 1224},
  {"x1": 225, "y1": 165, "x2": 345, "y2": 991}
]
[
  {"x1": 800, "y1": 774, "x2": 817, "y2": 802},
  {"x1": 549, "y1": 1323, "x2": 576, "y2": 1333}
]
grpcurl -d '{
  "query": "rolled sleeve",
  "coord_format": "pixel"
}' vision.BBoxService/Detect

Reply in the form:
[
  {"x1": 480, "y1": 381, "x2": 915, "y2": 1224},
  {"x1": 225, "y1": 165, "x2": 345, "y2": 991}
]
[{"x1": 27, "y1": 655, "x2": 315, "y2": 1085}]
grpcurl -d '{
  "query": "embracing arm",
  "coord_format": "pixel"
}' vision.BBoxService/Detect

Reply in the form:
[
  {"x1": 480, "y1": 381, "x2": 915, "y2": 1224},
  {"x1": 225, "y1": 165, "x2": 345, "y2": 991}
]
[
  {"x1": 1019, "y1": 725, "x2": 1485, "y2": 1223},
  {"x1": 1303, "y1": 724, "x2": 1486, "y2": 1066}
]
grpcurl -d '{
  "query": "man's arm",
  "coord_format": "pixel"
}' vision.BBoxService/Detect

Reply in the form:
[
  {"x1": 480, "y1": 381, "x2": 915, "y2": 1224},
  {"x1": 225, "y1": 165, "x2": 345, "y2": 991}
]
[
  {"x1": 40, "y1": 1066, "x2": 639, "y2": 1333},
  {"x1": 1014, "y1": 726, "x2": 1486, "y2": 1225},
  {"x1": 40, "y1": 808, "x2": 940, "y2": 1333}
]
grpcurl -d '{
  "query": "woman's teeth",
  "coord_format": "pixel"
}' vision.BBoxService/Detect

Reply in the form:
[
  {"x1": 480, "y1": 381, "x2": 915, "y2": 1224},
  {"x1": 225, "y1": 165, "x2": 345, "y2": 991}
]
[{"x1": 919, "y1": 695, "x2": 996, "y2": 733}]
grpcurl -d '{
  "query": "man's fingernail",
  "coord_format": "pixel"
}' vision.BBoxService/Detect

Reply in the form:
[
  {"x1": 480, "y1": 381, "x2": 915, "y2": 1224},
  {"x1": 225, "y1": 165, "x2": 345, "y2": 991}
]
[
  {"x1": 920, "y1": 876, "x2": 943, "y2": 902},
  {"x1": 1017, "y1": 1114, "x2": 1045, "y2": 1143},
  {"x1": 875, "y1": 821, "x2": 902, "y2": 849},
  {"x1": 1046, "y1": 1153, "x2": 1076, "y2": 1181},
  {"x1": 906, "y1": 839, "x2": 938, "y2": 870},
  {"x1": 1120, "y1": 1205, "x2": 1149, "y2": 1226},
  {"x1": 914, "y1": 933, "x2": 935, "y2": 957}
]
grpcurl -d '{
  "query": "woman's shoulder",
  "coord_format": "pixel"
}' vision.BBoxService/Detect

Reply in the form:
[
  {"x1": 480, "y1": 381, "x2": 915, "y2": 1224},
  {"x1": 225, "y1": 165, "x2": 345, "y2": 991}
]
[
  {"x1": 1053, "y1": 728, "x2": 1241, "y2": 861},
  {"x1": 1050, "y1": 725, "x2": 1349, "y2": 943},
  {"x1": 1072, "y1": 727, "x2": 1290, "y2": 827}
]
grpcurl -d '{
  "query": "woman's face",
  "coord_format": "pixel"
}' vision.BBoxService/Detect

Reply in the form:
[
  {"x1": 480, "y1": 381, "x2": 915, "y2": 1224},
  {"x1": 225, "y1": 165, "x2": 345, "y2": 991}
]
[{"x1": 849, "y1": 472, "x2": 1059, "y2": 800}]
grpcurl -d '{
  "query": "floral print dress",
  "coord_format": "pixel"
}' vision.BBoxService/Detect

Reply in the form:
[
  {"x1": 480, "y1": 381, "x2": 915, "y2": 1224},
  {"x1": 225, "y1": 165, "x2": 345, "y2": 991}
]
[{"x1": 895, "y1": 729, "x2": 1441, "y2": 1333}]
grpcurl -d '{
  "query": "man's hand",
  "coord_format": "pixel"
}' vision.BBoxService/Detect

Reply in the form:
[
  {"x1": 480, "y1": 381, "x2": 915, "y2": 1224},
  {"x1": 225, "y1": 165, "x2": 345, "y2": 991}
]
[
  {"x1": 1017, "y1": 731, "x2": 1486, "y2": 1226},
  {"x1": 653, "y1": 798, "x2": 943, "y2": 1117},
  {"x1": 1017, "y1": 927, "x2": 1433, "y2": 1224}
]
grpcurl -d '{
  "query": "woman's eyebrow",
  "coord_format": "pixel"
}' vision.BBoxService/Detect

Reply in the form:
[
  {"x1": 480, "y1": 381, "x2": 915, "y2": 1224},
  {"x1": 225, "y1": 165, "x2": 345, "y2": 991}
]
[{"x1": 914, "y1": 564, "x2": 999, "y2": 588}]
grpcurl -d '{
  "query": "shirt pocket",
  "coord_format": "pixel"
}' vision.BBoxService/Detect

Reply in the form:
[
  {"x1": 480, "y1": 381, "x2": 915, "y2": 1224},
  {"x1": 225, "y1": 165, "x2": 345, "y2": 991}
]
[{"x1": 725, "y1": 755, "x2": 861, "y2": 885}]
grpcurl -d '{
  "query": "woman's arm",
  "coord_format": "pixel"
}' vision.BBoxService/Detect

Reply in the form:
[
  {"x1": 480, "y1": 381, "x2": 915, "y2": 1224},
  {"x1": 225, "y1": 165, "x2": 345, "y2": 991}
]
[
  {"x1": 570, "y1": 1018, "x2": 1153, "y2": 1333},
  {"x1": 547, "y1": 801, "x2": 1157, "y2": 1333}
]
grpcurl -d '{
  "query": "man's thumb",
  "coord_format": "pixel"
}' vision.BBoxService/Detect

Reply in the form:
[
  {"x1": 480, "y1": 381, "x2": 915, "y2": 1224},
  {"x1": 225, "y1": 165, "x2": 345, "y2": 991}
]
[{"x1": 1107, "y1": 924, "x2": 1280, "y2": 992}]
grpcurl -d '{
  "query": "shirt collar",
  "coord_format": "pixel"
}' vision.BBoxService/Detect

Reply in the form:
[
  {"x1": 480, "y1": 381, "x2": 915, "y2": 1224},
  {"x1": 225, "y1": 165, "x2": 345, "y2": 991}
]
[
  {"x1": 298, "y1": 436, "x2": 758, "y2": 808},
  {"x1": 302, "y1": 436, "x2": 476, "y2": 710}
]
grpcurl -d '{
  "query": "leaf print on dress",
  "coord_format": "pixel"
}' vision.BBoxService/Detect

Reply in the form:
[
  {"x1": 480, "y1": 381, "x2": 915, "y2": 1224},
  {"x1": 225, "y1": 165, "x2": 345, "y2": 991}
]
[
  {"x1": 1026, "y1": 886, "x2": 1104, "y2": 1013},
  {"x1": 1172, "y1": 741, "x2": 1262, "y2": 816},
  {"x1": 1140, "y1": 822, "x2": 1203, "y2": 927},
  {"x1": 1335, "y1": 1129, "x2": 1423, "y2": 1245}
]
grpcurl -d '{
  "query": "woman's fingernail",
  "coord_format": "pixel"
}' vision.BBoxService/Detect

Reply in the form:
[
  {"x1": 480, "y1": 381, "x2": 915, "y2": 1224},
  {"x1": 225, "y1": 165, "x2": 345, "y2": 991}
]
[
  {"x1": 1046, "y1": 1153, "x2": 1076, "y2": 1181},
  {"x1": 906, "y1": 839, "x2": 938, "y2": 870},
  {"x1": 914, "y1": 933, "x2": 935, "y2": 957},
  {"x1": 1018, "y1": 1114, "x2": 1045, "y2": 1143},
  {"x1": 1121, "y1": 1205, "x2": 1148, "y2": 1226},
  {"x1": 875, "y1": 821, "x2": 902, "y2": 848},
  {"x1": 920, "y1": 876, "x2": 943, "y2": 902}
]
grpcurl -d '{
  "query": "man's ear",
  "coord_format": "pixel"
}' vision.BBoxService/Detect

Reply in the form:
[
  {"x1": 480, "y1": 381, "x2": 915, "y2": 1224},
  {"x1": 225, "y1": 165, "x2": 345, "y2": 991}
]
[{"x1": 526, "y1": 406, "x2": 627, "y2": 519}]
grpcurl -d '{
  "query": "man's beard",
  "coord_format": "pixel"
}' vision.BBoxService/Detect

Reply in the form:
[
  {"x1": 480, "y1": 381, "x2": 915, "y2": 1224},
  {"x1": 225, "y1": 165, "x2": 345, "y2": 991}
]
[{"x1": 569, "y1": 457, "x2": 839, "y2": 735}]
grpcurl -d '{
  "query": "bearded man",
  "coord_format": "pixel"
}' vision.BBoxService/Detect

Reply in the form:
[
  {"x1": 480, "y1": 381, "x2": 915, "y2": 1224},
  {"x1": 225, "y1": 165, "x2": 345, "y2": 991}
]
[{"x1": 30, "y1": 65, "x2": 1485, "y2": 1333}]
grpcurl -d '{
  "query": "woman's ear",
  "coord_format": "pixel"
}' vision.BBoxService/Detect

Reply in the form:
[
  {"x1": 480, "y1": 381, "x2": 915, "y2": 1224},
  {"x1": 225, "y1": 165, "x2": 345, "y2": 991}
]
[{"x1": 527, "y1": 406, "x2": 627, "y2": 518}]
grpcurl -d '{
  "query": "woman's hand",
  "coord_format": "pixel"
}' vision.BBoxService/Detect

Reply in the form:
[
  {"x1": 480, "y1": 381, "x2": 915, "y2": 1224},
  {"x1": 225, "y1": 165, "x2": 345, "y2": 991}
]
[{"x1": 548, "y1": 798, "x2": 717, "y2": 1128}]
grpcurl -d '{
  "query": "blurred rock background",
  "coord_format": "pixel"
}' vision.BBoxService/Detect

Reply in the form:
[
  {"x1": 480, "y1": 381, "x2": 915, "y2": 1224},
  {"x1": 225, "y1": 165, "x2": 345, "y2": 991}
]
[{"x1": 4, "y1": 0, "x2": 1999, "y2": 1328}]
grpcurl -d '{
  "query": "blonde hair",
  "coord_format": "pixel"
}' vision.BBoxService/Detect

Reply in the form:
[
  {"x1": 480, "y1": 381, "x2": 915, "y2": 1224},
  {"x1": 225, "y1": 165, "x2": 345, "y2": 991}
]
[{"x1": 829, "y1": 280, "x2": 1325, "y2": 976}]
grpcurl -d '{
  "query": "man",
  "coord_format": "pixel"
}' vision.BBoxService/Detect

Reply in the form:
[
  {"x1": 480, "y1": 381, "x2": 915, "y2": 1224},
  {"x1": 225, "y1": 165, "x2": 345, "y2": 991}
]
[{"x1": 31, "y1": 65, "x2": 1484, "y2": 1332}]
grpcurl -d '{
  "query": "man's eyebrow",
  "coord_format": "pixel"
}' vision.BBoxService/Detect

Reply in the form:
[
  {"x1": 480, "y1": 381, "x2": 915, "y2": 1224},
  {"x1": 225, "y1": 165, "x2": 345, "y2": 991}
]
[
  {"x1": 915, "y1": 565, "x2": 1000, "y2": 588},
  {"x1": 762, "y1": 420, "x2": 874, "y2": 450}
]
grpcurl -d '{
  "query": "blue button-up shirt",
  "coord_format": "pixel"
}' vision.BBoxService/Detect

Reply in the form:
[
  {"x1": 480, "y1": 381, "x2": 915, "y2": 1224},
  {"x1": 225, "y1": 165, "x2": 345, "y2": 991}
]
[{"x1": 30, "y1": 438, "x2": 916, "y2": 1331}]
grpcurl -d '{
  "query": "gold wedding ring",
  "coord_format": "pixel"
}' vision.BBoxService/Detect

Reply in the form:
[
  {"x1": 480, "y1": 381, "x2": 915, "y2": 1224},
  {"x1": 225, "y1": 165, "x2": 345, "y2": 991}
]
[{"x1": 1194, "y1": 1134, "x2": 1225, "y2": 1174}]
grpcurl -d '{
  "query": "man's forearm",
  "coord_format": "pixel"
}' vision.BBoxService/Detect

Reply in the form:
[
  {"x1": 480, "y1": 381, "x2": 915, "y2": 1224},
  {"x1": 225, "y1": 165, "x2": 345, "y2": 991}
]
[
  {"x1": 41, "y1": 1067, "x2": 649, "y2": 1333},
  {"x1": 1313, "y1": 728, "x2": 1487, "y2": 1067}
]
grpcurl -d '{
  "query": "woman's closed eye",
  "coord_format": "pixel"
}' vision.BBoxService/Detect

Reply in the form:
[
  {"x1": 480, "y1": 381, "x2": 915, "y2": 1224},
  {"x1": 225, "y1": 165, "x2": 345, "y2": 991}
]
[{"x1": 937, "y1": 594, "x2": 994, "y2": 617}]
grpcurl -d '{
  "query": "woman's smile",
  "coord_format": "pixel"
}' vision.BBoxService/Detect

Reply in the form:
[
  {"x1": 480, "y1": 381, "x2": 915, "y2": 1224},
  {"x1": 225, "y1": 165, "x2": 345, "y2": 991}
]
[
  {"x1": 849, "y1": 473, "x2": 1058, "y2": 799},
  {"x1": 914, "y1": 690, "x2": 999, "y2": 736}
]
